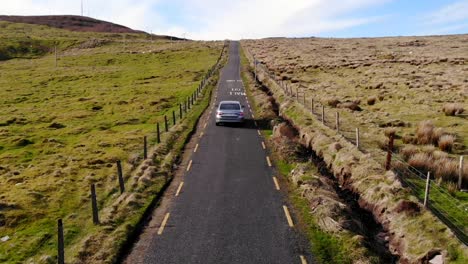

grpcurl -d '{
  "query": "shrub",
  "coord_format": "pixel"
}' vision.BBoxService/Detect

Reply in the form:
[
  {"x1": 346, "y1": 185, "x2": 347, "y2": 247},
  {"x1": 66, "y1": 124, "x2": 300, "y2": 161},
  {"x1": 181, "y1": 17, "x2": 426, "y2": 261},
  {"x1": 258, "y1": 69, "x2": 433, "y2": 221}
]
[
  {"x1": 416, "y1": 120, "x2": 444, "y2": 145},
  {"x1": 442, "y1": 103, "x2": 464, "y2": 116},
  {"x1": 327, "y1": 98, "x2": 340, "y2": 107},
  {"x1": 408, "y1": 152, "x2": 432, "y2": 171},
  {"x1": 367, "y1": 96, "x2": 376, "y2": 105},
  {"x1": 438, "y1": 134, "x2": 455, "y2": 152},
  {"x1": 378, "y1": 94, "x2": 385, "y2": 101},
  {"x1": 433, "y1": 157, "x2": 458, "y2": 182},
  {"x1": 400, "y1": 145, "x2": 418, "y2": 161},
  {"x1": 338, "y1": 102, "x2": 361, "y2": 111}
]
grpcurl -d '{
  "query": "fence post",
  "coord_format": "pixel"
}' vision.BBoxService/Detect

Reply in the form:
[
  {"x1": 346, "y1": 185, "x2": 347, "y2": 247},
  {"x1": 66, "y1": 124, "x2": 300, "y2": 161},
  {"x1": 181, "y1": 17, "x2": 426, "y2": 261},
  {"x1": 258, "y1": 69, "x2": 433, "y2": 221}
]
[
  {"x1": 321, "y1": 105, "x2": 325, "y2": 124},
  {"x1": 179, "y1": 103, "x2": 183, "y2": 119},
  {"x1": 311, "y1": 98, "x2": 314, "y2": 113},
  {"x1": 355, "y1": 128, "x2": 360, "y2": 148},
  {"x1": 335, "y1": 112, "x2": 339, "y2": 131},
  {"x1": 116, "y1": 160, "x2": 125, "y2": 193},
  {"x1": 459, "y1": 156, "x2": 464, "y2": 189},
  {"x1": 303, "y1": 92, "x2": 306, "y2": 105},
  {"x1": 156, "y1": 123, "x2": 161, "y2": 143},
  {"x1": 91, "y1": 184, "x2": 99, "y2": 225},
  {"x1": 172, "y1": 110, "x2": 176, "y2": 126},
  {"x1": 143, "y1": 136, "x2": 147, "y2": 159},
  {"x1": 385, "y1": 134, "x2": 394, "y2": 170},
  {"x1": 424, "y1": 172, "x2": 431, "y2": 208},
  {"x1": 296, "y1": 88, "x2": 299, "y2": 101},
  {"x1": 57, "y1": 219, "x2": 64, "y2": 264},
  {"x1": 164, "y1": 115, "x2": 168, "y2": 132}
]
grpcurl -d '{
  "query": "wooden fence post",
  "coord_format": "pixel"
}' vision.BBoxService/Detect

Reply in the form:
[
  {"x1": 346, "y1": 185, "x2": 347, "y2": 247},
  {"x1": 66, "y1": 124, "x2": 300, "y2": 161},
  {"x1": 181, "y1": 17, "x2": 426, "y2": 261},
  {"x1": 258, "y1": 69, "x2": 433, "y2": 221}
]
[
  {"x1": 335, "y1": 112, "x2": 339, "y2": 131},
  {"x1": 424, "y1": 172, "x2": 431, "y2": 207},
  {"x1": 179, "y1": 103, "x2": 183, "y2": 119},
  {"x1": 57, "y1": 219, "x2": 65, "y2": 264},
  {"x1": 172, "y1": 110, "x2": 176, "y2": 126},
  {"x1": 54, "y1": 44, "x2": 58, "y2": 68},
  {"x1": 143, "y1": 136, "x2": 147, "y2": 159},
  {"x1": 116, "y1": 160, "x2": 125, "y2": 193},
  {"x1": 303, "y1": 92, "x2": 306, "y2": 105},
  {"x1": 164, "y1": 115, "x2": 168, "y2": 132},
  {"x1": 355, "y1": 128, "x2": 360, "y2": 148},
  {"x1": 296, "y1": 88, "x2": 299, "y2": 101},
  {"x1": 321, "y1": 105, "x2": 325, "y2": 124},
  {"x1": 459, "y1": 156, "x2": 464, "y2": 189},
  {"x1": 91, "y1": 184, "x2": 99, "y2": 225},
  {"x1": 385, "y1": 134, "x2": 394, "y2": 170},
  {"x1": 311, "y1": 98, "x2": 314, "y2": 113},
  {"x1": 156, "y1": 123, "x2": 161, "y2": 143}
]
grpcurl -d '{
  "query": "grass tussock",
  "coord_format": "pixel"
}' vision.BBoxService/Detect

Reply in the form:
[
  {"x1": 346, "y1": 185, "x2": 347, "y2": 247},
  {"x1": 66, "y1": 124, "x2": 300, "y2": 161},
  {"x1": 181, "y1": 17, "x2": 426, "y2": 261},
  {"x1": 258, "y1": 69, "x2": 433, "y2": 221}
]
[
  {"x1": 442, "y1": 103, "x2": 464, "y2": 116},
  {"x1": 438, "y1": 134, "x2": 455, "y2": 152},
  {"x1": 367, "y1": 96, "x2": 377, "y2": 105}
]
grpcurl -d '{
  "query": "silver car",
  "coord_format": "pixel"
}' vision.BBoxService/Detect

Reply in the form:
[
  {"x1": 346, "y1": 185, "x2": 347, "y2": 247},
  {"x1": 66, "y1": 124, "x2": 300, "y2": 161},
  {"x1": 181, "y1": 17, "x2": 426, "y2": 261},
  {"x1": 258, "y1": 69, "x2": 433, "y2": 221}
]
[{"x1": 215, "y1": 101, "x2": 244, "y2": 125}]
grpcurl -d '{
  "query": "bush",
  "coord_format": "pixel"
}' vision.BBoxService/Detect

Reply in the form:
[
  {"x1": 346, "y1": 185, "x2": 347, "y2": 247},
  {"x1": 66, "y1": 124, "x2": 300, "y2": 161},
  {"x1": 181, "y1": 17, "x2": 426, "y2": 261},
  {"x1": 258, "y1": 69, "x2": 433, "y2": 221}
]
[
  {"x1": 367, "y1": 96, "x2": 376, "y2": 105},
  {"x1": 438, "y1": 134, "x2": 455, "y2": 152},
  {"x1": 442, "y1": 103, "x2": 464, "y2": 116},
  {"x1": 327, "y1": 98, "x2": 340, "y2": 107}
]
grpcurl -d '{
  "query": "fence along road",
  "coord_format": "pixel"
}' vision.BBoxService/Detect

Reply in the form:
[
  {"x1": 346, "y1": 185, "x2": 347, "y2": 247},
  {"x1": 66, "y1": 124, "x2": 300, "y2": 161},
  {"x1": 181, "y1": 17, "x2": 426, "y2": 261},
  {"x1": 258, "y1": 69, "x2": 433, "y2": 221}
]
[{"x1": 130, "y1": 41, "x2": 311, "y2": 263}]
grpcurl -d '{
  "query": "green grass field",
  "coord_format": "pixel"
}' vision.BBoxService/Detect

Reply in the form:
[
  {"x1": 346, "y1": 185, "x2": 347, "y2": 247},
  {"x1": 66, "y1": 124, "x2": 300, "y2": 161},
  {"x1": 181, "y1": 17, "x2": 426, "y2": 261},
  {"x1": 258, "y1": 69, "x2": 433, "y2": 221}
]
[{"x1": 0, "y1": 21, "x2": 223, "y2": 263}]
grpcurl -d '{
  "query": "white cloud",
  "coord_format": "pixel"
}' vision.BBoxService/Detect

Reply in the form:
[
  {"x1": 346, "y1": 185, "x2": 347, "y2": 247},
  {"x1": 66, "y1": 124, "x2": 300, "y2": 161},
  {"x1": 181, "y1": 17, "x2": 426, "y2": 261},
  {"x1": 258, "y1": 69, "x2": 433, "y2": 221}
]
[
  {"x1": 1, "y1": 0, "x2": 391, "y2": 39},
  {"x1": 425, "y1": 0, "x2": 468, "y2": 25}
]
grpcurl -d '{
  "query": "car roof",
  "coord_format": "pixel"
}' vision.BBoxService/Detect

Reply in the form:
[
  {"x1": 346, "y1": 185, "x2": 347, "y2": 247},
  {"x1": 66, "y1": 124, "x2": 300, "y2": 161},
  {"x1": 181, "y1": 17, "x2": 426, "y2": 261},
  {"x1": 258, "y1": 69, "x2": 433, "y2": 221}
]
[{"x1": 219, "y1": 101, "x2": 241, "y2": 104}]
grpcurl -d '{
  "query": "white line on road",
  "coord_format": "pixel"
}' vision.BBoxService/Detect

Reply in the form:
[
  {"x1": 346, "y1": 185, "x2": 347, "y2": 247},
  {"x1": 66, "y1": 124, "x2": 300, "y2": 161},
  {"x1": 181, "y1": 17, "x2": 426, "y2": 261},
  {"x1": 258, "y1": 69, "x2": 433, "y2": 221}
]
[
  {"x1": 272, "y1": 177, "x2": 280, "y2": 190},
  {"x1": 261, "y1": 141, "x2": 266, "y2": 149},
  {"x1": 300, "y1": 255, "x2": 307, "y2": 264},
  {"x1": 251, "y1": 113, "x2": 255, "y2": 118},
  {"x1": 266, "y1": 156, "x2": 272, "y2": 167},
  {"x1": 187, "y1": 160, "x2": 193, "y2": 171},
  {"x1": 194, "y1": 144, "x2": 199, "y2": 153},
  {"x1": 283, "y1": 206, "x2": 294, "y2": 227},
  {"x1": 254, "y1": 121, "x2": 258, "y2": 127},
  {"x1": 257, "y1": 130, "x2": 261, "y2": 136},
  {"x1": 158, "y1": 213, "x2": 171, "y2": 235},
  {"x1": 175, "y1": 182, "x2": 184, "y2": 196},
  {"x1": 200, "y1": 132, "x2": 204, "y2": 138}
]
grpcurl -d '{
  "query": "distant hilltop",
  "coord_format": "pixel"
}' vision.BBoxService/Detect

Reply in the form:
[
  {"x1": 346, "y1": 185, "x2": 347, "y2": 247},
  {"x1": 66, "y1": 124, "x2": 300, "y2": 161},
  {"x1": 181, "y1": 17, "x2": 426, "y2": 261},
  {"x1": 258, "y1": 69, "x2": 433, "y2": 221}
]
[{"x1": 0, "y1": 15, "x2": 144, "y2": 34}]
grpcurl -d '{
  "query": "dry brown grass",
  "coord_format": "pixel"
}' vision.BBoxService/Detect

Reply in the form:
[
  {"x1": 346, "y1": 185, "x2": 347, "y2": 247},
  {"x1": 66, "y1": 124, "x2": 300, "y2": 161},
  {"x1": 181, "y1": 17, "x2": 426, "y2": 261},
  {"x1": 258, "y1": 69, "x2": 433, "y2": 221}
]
[
  {"x1": 384, "y1": 127, "x2": 397, "y2": 138},
  {"x1": 438, "y1": 134, "x2": 455, "y2": 152},
  {"x1": 442, "y1": 103, "x2": 464, "y2": 116},
  {"x1": 338, "y1": 101, "x2": 361, "y2": 111},
  {"x1": 400, "y1": 145, "x2": 419, "y2": 160},
  {"x1": 433, "y1": 157, "x2": 459, "y2": 182},
  {"x1": 408, "y1": 152, "x2": 432, "y2": 172},
  {"x1": 327, "y1": 98, "x2": 340, "y2": 107},
  {"x1": 416, "y1": 120, "x2": 435, "y2": 145}
]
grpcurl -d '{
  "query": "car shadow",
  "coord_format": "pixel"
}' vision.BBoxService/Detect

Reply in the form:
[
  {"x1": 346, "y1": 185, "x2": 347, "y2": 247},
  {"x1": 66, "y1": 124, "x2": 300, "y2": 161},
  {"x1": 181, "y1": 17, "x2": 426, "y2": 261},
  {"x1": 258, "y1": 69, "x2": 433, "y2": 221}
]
[{"x1": 217, "y1": 118, "x2": 272, "y2": 130}]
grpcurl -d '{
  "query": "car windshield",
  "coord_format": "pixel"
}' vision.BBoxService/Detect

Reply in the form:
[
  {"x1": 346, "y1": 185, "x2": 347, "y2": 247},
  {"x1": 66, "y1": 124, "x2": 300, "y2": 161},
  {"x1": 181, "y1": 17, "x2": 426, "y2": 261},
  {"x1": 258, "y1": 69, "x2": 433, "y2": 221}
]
[{"x1": 220, "y1": 103, "x2": 240, "y2": 110}]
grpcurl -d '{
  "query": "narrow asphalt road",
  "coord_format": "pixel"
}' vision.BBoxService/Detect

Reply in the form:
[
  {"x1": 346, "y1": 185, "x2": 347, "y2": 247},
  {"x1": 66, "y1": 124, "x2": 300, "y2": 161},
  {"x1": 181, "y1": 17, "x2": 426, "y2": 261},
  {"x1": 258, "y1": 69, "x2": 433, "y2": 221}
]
[{"x1": 130, "y1": 41, "x2": 311, "y2": 264}]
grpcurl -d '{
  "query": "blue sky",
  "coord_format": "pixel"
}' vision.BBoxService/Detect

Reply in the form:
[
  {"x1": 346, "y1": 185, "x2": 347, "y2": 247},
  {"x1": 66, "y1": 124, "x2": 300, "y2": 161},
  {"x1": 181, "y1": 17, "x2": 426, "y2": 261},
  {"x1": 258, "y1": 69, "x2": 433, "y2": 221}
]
[{"x1": 2, "y1": 0, "x2": 468, "y2": 39}]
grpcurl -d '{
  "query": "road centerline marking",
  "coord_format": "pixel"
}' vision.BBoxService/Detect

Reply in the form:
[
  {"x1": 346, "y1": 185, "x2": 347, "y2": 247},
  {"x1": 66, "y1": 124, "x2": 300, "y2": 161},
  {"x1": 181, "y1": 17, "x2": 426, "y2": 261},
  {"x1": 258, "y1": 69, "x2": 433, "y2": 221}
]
[
  {"x1": 186, "y1": 160, "x2": 193, "y2": 171},
  {"x1": 300, "y1": 255, "x2": 307, "y2": 264},
  {"x1": 283, "y1": 206, "x2": 294, "y2": 227},
  {"x1": 261, "y1": 141, "x2": 266, "y2": 149},
  {"x1": 272, "y1": 177, "x2": 280, "y2": 190},
  {"x1": 158, "y1": 213, "x2": 171, "y2": 235},
  {"x1": 194, "y1": 143, "x2": 199, "y2": 153},
  {"x1": 266, "y1": 156, "x2": 272, "y2": 167},
  {"x1": 175, "y1": 182, "x2": 184, "y2": 196}
]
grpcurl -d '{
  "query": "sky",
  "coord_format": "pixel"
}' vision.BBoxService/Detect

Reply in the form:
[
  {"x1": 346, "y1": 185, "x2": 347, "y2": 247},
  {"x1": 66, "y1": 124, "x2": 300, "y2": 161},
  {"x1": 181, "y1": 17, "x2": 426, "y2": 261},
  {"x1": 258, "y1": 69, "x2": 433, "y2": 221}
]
[{"x1": 1, "y1": 0, "x2": 468, "y2": 40}]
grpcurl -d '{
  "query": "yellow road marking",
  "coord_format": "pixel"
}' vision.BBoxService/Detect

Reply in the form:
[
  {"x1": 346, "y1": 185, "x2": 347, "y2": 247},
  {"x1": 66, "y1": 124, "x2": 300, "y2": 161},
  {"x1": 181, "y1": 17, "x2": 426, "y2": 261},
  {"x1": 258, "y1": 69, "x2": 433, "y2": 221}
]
[
  {"x1": 175, "y1": 182, "x2": 184, "y2": 196},
  {"x1": 257, "y1": 130, "x2": 261, "y2": 136},
  {"x1": 283, "y1": 206, "x2": 294, "y2": 227},
  {"x1": 158, "y1": 213, "x2": 170, "y2": 235},
  {"x1": 186, "y1": 160, "x2": 193, "y2": 171},
  {"x1": 261, "y1": 141, "x2": 266, "y2": 149},
  {"x1": 194, "y1": 143, "x2": 199, "y2": 153},
  {"x1": 272, "y1": 177, "x2": 280, "y2": 190},
  {"x1": 266, "y1": 156, "x2": 272, "y2": 167},
  {"x1": 300, "y1": 255, "x2": 307, "y2": 264}
]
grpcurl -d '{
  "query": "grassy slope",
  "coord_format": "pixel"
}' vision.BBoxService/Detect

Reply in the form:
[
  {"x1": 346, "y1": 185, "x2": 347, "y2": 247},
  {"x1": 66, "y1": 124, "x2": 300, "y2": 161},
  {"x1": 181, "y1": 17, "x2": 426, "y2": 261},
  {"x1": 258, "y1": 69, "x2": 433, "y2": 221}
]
[{"x1": 0, "y1": 21, "x2": 222, "y2": 263}]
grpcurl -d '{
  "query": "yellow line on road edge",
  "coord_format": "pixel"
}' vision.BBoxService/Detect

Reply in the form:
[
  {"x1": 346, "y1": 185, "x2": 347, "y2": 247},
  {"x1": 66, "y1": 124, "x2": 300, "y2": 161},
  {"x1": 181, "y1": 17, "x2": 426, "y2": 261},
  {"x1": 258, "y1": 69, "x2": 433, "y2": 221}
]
[
  {"x1": 194, "y1": 144, "x2": 199, "y2": 153},
  {"x1": 283, "y1": 206, "x2": 294, "y2": 227},
  {"x1": 175, "y1": 182, "x2": 184, "y2": 196},
  {"x1": 300, "y1": 255, "x2": 307, "y2": 264},
  {"x1": 186, "y1": 160, "x2": 193, "y2": 171},
  {"x1": 266, "y1": 156, "x2": 272, "y2": 167},
  {"x1": 158, "y1": 213, "x2": 170, "y2": 235},
  {"x1": 272, "y1": 177, "x2": 280, "y2": 190},
  {"x1": 261, "y1": 141, "x2": 266, "y2": 149}
]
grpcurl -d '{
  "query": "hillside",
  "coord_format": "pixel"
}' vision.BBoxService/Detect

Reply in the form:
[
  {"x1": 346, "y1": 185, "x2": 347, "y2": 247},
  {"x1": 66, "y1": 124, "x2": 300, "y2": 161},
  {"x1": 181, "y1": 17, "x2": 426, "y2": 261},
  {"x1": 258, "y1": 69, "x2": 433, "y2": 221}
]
[{"x1": 0, "y1": 15, "x2": 142, "y2": 34}]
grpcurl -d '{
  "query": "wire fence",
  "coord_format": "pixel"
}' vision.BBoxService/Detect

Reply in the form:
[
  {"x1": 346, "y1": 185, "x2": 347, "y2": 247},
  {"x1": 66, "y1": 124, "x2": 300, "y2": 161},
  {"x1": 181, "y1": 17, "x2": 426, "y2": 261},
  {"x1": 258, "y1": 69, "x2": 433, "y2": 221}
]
[{"x1": 246, "y1": 50, "x2": 467, "y2": 245}]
